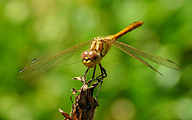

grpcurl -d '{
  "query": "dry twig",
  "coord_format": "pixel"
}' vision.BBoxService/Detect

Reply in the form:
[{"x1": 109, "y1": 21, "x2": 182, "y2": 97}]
[{"x1": 59, "y1": 76, "x2": 99, "y2": 120}]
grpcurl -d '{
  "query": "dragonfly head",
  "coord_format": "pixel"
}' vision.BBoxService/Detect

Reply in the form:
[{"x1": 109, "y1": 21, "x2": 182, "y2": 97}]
[{"x1": 81, "y1": 50, "x2": 101, "y2": 68}]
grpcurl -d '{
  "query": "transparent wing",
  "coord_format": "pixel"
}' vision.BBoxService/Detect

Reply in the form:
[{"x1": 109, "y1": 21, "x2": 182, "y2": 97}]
[
  {"x1": 16, "y1": 40, "x2": 92, "y2": 80},
  {"x1": 108, "y1": 40, "x2": 181, "y2": 75}
]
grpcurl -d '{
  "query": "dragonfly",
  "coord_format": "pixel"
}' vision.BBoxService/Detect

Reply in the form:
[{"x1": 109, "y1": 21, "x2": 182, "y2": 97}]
[{"x1": 16, "y1": 21, "x2": 181, "y2": 80}]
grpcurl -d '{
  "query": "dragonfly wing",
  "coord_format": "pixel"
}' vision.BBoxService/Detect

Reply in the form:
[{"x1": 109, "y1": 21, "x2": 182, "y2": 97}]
[
  {"x1": 16, "y1": 40, "x2": 92, "y2": 80},
  {"x1": 108, "y1": 40, "x2": 181, "y2": 75}
]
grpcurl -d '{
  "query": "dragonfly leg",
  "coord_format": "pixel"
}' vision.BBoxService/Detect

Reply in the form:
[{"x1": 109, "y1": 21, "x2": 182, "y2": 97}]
[
  {"x1": 88, "y1": 64, "x2": 107, "y2": 84},
  {"x1": 96, "y1": 64, "x2": 107, "y2": 80},
  {"x1": 95, "y1": 64, "x2": 107, "y2": 98},
  {"x1": 87, "y1": 66, "x2": 97, "y2": 85},
  {"x1": 96, "y1": 80, "x2": 103, "y2": 98},
  {"x1": 82, "y1": 67, "x2": 90, "y2": 82},
  {"x1": 84, "y1": 67, "x2": 90, "y2": 76},
  {"x1": 92, "y1": 66, "x2": 96, "y2": 80},
  {"x1": 101, "y1": 64, "x2": 107, "y2": 78}
]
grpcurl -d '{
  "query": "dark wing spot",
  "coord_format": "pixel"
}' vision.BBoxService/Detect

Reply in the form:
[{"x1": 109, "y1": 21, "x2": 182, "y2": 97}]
[
  {"x1": 166, "y1": 59, "x2": 175, "y2": 63},
  {"x1": 19, "y1": 68, "x2": 26, "y2": 73},
  {"x1": 32, "y1": 58, "x2": 39, "y2": 63}
]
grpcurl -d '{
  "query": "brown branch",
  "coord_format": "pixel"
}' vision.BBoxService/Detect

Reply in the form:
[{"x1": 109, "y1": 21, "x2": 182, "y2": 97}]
[{"x1": 59, "y1": 76, "x2": 99, "y2": 120}]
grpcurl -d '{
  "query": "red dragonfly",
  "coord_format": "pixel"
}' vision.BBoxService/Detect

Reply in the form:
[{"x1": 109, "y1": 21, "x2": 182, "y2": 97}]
[{"x1": 16, "y1": 21, "x2": 181, "y2": 80}]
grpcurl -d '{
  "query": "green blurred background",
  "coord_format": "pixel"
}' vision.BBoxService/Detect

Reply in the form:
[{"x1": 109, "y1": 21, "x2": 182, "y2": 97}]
[{"x1": 1, "y1": 0, "x2": 192, "y2": 119}]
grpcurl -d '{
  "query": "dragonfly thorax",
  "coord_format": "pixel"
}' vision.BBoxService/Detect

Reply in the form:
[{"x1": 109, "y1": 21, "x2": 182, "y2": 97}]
[{"x1": 81, "y1": 50, "x2": 101, "y2": 68}]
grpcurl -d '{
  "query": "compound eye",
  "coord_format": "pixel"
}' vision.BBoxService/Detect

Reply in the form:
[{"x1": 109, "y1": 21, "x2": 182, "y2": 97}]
[
  {"x1": 88, "y1": 51, "x2": 98, "y2": 61},
  {"x1": 81, "y1": 51, "x2": 88, "y2": 60}
]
